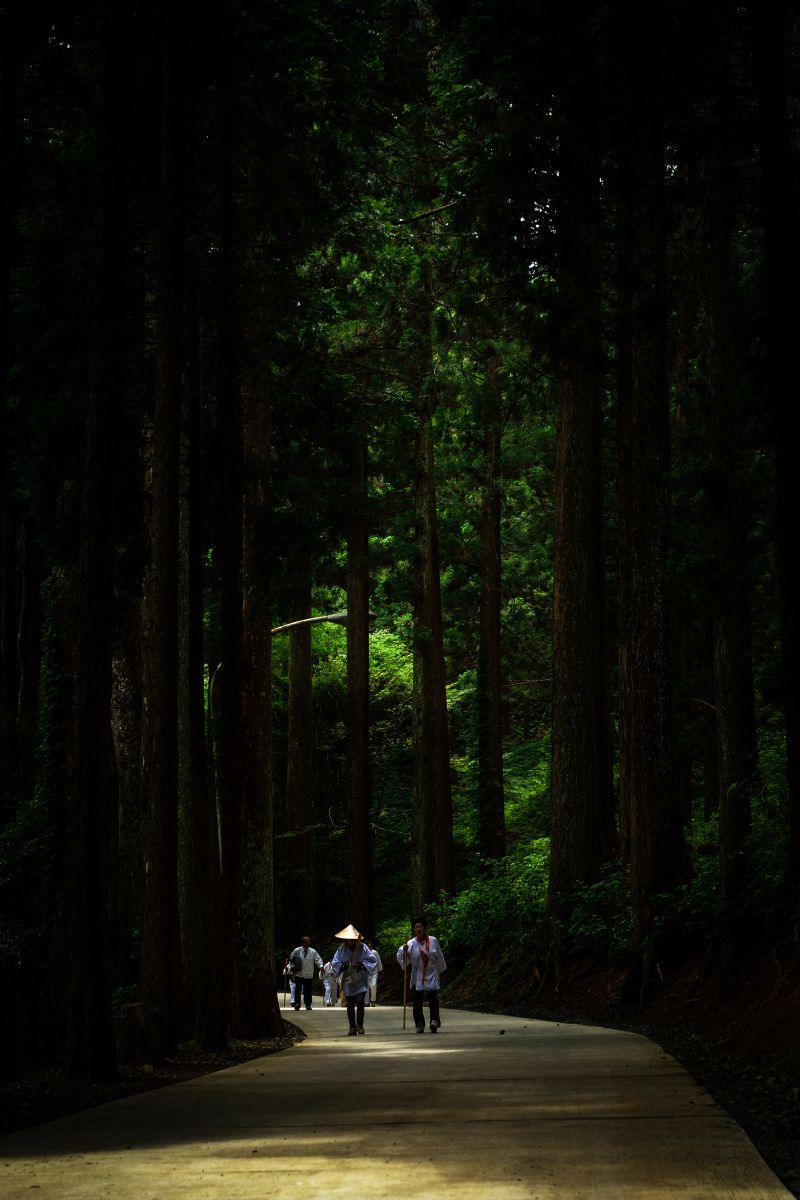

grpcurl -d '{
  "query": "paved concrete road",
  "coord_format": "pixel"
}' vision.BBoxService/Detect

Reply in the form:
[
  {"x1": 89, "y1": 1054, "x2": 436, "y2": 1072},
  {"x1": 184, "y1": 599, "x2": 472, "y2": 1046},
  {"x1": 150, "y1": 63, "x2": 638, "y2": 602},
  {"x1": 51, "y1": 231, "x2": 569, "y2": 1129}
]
[{"x1": 0, "y1": 1004, "x2": 792, "y2": 1199}]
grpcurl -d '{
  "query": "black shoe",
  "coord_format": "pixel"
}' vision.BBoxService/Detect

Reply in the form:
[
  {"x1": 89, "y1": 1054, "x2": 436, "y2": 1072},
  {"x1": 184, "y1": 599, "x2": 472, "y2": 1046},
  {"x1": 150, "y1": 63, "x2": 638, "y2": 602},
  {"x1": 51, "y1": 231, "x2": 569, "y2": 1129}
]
[
  {"x1": 294, "y1": 1006, "x2": 301, "y2": 1011},
  {"x1": 430, "y1": 1019, "x2": 440, "y2": 1033},
  {"x1": 416, "y1": 1024, "x2": 425, "y2": 1034},
  {"x1": 306, "y1": 1006, "x2": 312, "y2": 1011},
  {"x1": 348, "y1": 1027, "x2": 358, "y2": 1036},
  {"x1": 356, "y1": 1025, "x2": 365, "y2": 1035}
]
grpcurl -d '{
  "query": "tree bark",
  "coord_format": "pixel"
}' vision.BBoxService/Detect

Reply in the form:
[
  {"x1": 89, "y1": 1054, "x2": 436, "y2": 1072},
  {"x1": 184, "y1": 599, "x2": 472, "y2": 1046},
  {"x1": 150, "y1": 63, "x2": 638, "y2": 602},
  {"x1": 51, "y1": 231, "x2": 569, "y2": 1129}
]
[
  {"x1": 0, "y1": 16, "x2": 20, "y2": 802},
  {"x1": 68, "y1": 0, "x2": 128, "y2": 1080},
  {"x1": 476, "y1": 351, "x2": 505, "y2": 862},
  {"x1": 750, "y1": 0, "x2": 800, "y2": 873},
  {"x1": 239, "y1": 334, "x2": 281, "y2": 1036},
  {"x1": 284, "y1": 569, "x2": 314, "y2": 937},
  {"x1": 215, "y1": 41, "x2": 244, "y2": 1038},
  {"x1": 548, "y1": 118, "x2": 615, "y2": 922},
  {"x1": 16, "y1": 518, "x2": 42, "y2": 805},
  {"x1": 703, "y1": 95, "x2": 757, "y2": 907},
  {"x1": 346, "y1": 438, "x2": 372, "y2": 933},
  {"x1": 411, "y1": 306, "x2": 454, "y2": 910},
  {"x1": 140, "y1": 1, "x2": 186, "y2": 1056},
  {"x1": 178, "y1": 258, "x2": 226, "y2": 1048},
  {"x1": 111, "y1": 603, "x2": 144, "y2": 992},
  {"x1": 616, "y1": 114, "x2": 684, "y2": 975}
]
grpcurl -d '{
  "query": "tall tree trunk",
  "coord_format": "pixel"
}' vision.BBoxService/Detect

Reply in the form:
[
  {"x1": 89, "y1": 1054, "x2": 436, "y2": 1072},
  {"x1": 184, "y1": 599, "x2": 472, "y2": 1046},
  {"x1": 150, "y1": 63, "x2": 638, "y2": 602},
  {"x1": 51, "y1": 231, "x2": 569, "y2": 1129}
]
[
  {"x1": 0, "y1": 18, "x2": 20, "y2": 804},
  {"x1": 548, "y1": 115, "x2": 614, "y2": 925},
  {"x1": 617, "y1": 110, "x2": 684, "y2": 989},
  {"x1": 672, "y1": 185, "x2": 699, "y2": 840},
  {"x1": 215, "y1": 40, "x2": 244, "y2": 1038},
  {"x1": 111, "y1": 604, "x2": 144, "y2": 990},
  {"x1": 476, "y1": 351, "x2": 505, "y2": 862},
  {"x1": 239, "y1": 331, "x2": 281, "y2": 1036},
  {"x1": 140, "y1": 2, "x2": 186, "y2": 1056},
  {"x1": 17, "y1": 518, "x2": 42, "y2": 804},
  {"x1": 411, "y1": 320, "x2": 454, "y2": 911},
  {"x1": 284, "y1": 569, "x2": 314, "y2": 936},
  {"x1": 68, "y1": 0, "x2": 128, "y2": 1080},
  {"x1": 179, "y1": 267, "x2": 226, "y2": 1047},
  {"x1": 615, "y1": 142, "x2": 635, "y2": 872},
  {"x1": 346, "y1": 438, "x2": 372, "y2": 933},
  {"x1": 703, "y1": 97, "x2": 757, "y2": 910},
  {"x1": 750, "y1": 0, "x2": 800, "y2": 874}
]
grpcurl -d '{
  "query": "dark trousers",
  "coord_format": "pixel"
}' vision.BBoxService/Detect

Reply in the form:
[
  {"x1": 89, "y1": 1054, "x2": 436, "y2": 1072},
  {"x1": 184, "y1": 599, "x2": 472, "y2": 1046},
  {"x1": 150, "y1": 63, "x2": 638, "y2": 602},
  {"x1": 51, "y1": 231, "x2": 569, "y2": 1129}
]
[
  {"x1": 346, "y1": 992, "x2": 366, "y2": 1028},
  {"x1": 295, "y1": 976, "x2": 313, "y2": 1009},
  {"x1": 412, "y1": 987, "x2": 440, "y2": 1029}
]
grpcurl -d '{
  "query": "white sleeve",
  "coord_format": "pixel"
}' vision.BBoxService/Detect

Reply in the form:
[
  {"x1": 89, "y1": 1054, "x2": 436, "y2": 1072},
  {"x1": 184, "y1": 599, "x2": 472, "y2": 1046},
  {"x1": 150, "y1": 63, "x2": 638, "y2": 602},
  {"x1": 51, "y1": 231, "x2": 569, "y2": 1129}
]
[{"x1": 435, "y1": 938, "x2": 447, "y2": 973}]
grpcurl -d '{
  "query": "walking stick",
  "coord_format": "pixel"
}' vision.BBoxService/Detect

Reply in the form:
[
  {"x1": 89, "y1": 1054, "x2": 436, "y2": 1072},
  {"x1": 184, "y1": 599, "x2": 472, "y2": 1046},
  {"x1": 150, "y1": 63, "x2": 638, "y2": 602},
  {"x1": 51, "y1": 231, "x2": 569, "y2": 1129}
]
[
  {"x1": 402, "y1": 943, "x2": 408, "y2": 1029},
  {"x1": 283, "y1": 961, "x2": 288, "y2": 1009}
]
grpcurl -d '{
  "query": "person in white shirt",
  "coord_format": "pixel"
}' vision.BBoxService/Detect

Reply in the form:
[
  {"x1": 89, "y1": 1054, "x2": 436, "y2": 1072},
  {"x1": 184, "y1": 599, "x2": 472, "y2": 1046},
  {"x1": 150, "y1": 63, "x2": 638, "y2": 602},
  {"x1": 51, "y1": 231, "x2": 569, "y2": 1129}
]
[
  {"x1": 323, "y1": 960, "x2": 339, "y2": 1007},
  {"x1": 397, "y1": 916, "x2": 447, "y2": 1033},
  {"x1": 332, "y1": 924, "x2": 379, "y2": 1036},
  {"x1": 365, "y1": 941, "x2": 383, "y2": 1006},
  {"x1": 289, "y1": 935, "x2": 323, "y2": 1011}
]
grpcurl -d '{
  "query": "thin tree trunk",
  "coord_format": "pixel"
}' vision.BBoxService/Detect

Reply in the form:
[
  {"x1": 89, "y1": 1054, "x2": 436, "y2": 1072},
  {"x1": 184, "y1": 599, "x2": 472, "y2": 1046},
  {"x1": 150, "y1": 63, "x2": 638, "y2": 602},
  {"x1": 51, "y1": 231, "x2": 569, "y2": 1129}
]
[
  {"x1": 178, "y1": 282, "x2": 223, "y2": 1045},
  {"x1": 68, "y1": 0, "x2": 128, "y2": 1080},
  {"x1": 548, "y1": 120, "x2": 614, "y2": 923},
  {"x1": 703, "y1": 98, "x2": 757, "y2": 908},
  {"x1": 141, "y1": 2, "x2": 185, "y2": 1056},
  {"x1": 476, "y1": 351, "x2": 505, "y2": 862},
  {"x1": 346, "y1": 438, "x2": 372, "y2": 933},
  {"x1": 411, "y1": 329, "x2": 454, "y2": 910},
  {"x1": 111, "y1": 605, "x2": 144, "y2": 991},
  {"x1": 617, "y1": 115, "x2": 684, "y2": 985},
  {"x1": 16, "y1": 518, "x2": 42, "y2": 804},
  {"x1": 239, "y1": 338, "x2": 281, "y2": 1036},
  {"x1": 750, "y1": 0, "x2": 800, "y2": 873},
  {"x1": 672, "y1": 186, "x2": 698, "y2": 839},
  {"x1": 0, "y1": 22, "x2": 20, "y2": 799},
  {"x1": 216, "y1": 43, "x2": 244, "y2": 1037},
  {"x1": 284, "y1": 570, "x2": 314, "y2": 935}
]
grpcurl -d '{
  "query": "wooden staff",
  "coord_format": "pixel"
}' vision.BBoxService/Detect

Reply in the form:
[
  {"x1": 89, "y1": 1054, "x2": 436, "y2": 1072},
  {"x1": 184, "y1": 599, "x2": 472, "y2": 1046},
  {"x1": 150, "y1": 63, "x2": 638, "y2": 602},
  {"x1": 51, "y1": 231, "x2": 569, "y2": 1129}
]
[{"x1": 402, "y1": 943, "x2": 408, "y2": 1029}]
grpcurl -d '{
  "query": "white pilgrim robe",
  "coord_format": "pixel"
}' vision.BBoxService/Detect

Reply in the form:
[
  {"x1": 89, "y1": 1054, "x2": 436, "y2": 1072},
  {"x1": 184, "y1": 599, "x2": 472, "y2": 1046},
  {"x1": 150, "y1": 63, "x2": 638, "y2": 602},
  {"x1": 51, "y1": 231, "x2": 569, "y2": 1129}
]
[{"x1": 396, "y1": 935, "x2": 446, "y2": 991}]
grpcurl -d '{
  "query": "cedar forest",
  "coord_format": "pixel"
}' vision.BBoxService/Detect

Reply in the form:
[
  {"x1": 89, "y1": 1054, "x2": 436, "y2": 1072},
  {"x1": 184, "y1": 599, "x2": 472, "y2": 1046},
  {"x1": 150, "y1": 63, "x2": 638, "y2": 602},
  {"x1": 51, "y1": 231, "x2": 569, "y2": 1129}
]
[{"x1": 1, "y1": 0, "x2": 799, "y2": 1084}]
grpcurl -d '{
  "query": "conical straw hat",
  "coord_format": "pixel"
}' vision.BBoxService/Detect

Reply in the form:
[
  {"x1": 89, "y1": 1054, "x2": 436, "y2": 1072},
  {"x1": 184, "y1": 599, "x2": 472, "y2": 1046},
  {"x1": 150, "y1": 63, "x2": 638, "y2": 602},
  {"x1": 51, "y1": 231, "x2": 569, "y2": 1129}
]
[{"x1": 335, "y1": 923, "x2": 361, "y2": 940}]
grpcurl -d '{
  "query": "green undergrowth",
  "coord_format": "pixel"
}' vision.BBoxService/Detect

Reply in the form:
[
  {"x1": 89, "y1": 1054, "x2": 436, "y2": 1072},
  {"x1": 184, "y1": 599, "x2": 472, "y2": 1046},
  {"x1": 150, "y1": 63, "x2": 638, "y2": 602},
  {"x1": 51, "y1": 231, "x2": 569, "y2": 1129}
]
[{"x1": 376, "y1": 714, "x2": 792, "y2": 1004}]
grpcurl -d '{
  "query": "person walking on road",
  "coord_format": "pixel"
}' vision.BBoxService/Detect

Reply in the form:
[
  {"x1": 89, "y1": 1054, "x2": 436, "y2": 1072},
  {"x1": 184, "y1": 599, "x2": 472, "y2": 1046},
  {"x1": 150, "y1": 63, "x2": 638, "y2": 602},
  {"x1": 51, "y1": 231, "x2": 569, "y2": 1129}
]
[
  {"x1": 323, "y1": 959, "x2": 340, "y2": 1007},
  {"x1": 283, "y1": 960, "x2": 297, "y2": 1008},
  {"x1": 289, "y1": 935, "x2": 323, "y2": 1011},
  {"x1": 365, "y1": 940, "x2": 383, "y2": 1006},
  {"x1": 397, "y1": 916, "x2": 447, "y2": 1033},
  {"x1": 332, "y1": 924, "x2": 378, "y2": 1036}
]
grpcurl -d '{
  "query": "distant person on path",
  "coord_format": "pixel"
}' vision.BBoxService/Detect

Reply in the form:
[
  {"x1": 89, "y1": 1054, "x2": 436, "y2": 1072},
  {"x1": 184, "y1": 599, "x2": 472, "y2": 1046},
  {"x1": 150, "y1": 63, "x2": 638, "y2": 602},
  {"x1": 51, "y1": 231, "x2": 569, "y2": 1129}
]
[
  {"x1": 366, "y1": 940, "x2": 383, "y2": 1006},
  {"x1": 397, "y1": 916, "x2": 447, "y2": 1033},
  {"x1": 323, "y1": 959, "x2": 340, "y2": 1007},
  {"x1": 283, "y1": 959, "x2": 296, "y2": 1008},
  {"x1": 332, "y1": 924, "x2": 378, "y2": 1036},
  {"x1": 289, "y1": 935, "x2": 323, "y2": 1011}
]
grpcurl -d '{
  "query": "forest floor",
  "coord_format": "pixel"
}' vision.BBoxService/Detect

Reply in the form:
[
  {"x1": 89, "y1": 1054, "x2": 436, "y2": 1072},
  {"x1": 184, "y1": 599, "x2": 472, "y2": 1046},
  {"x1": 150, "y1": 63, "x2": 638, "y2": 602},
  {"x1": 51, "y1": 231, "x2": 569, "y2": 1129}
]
[{"x1": 2, "y1": 951, "x2": 799, "y2": 1198}]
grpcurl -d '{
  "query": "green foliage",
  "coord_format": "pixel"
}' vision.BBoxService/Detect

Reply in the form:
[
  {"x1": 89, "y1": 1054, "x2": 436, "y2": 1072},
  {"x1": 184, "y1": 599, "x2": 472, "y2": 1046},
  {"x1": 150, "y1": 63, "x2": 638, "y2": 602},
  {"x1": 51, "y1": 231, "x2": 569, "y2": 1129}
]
[
  {"x1": 375, "y1": 914, "x2": 413, "y2": 962},
  {"x1": 564, "y1": 867, "x2": 632, "y2": 957},
  {"x1": 503, "y1": 738, "x2": 551, "y2": 842},
  {"x1": 427, "y1": 840, "x2": 550, "y2": 973}
]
